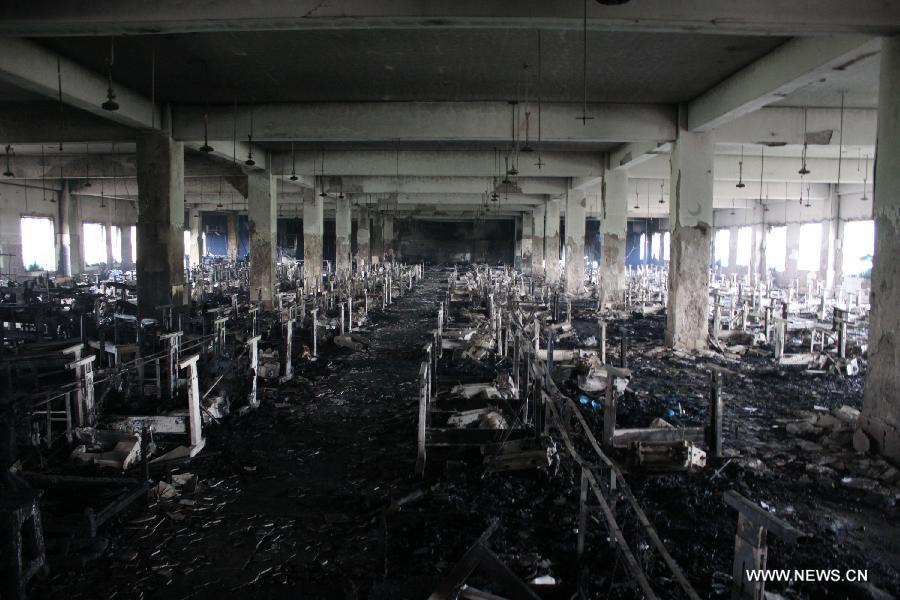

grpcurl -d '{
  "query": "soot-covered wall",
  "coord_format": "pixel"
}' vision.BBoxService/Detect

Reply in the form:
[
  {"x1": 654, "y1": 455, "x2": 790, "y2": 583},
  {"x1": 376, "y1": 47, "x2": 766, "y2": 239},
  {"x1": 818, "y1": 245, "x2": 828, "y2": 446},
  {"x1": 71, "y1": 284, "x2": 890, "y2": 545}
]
[{"x1": 398, "y1": 219, "x2": 515, "y2": 264}]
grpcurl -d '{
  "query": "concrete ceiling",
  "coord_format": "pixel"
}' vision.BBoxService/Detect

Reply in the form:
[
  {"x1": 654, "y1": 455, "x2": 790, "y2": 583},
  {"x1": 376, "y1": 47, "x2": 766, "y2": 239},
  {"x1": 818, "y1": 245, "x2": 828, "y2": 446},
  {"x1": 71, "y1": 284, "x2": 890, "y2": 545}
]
[
  {"x1": 0, "y1": 1, "x2": 894, "y2": 223},
  {"x1": 38, "y1": 30, "x2": 787, "y2": 104}
]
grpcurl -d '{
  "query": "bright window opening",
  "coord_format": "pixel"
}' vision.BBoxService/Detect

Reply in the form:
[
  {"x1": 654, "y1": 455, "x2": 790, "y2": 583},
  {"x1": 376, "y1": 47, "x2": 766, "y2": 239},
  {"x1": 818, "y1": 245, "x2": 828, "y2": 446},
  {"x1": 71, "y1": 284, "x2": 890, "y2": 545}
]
[
  {"x1": 798, "y1": 222, "x2": 822, "y2": 272},
  {"x1": 663, "y1": 231, "x2": 671, "y2": 262},
  {"x1": 639, "y1": 233, "x2": 647, "y2": 261},
  {"x1": 714, "y1": 229, "x2": 730, "y2": 268},
  {"x1": 183, "y1": 229, "x2": 191, "y2": 257},
  {"x1": 736, "y1": 226, "x2": 753, "y2": 267},
  {"x1": 767, "y1": 226, "x2": 786, "y2": 273},
  {"x1": 842, "y1": 220, "x2": 875, "y2": 277},
  {"x1": 110, "y1": 226, "x2": 122, "y2": 264},
  {"x1": 131, "y1": 226, "x2": 137, "y2": 264},
  {"x1": 83, "y1": 222, "x2": 107, "y2": 266},
  {"x1": 651, "y1": 232, "x2": 662, "y2": 261},
  {"x1": 20, "y1": 216, "x2": 56, "y2": 271}
]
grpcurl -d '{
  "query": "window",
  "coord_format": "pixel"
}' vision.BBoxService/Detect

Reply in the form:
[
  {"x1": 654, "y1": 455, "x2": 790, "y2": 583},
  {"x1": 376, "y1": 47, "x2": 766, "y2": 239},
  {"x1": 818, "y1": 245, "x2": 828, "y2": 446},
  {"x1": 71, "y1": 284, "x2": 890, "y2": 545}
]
[
  {"x1": 110, "y1": 226, "x2": 122, "y2": 264},
  {"x1": 131, "y1": 226, "x2": 137, "y2": 263},
  {"x1": 663, "y1": 231, "x2": 671, "y2": 262},
  {"x1": 714, "y1": 229, "x2": 730, "y2": 268},
  {"x1": 736, "y1": 226, "x2": 753, "y2": 267},
  {"x1": 651, "y1": 232, "x2": 662, "y2": 261},
  {"x1": 798, "y1": 222, "x2": 822, "y2": 271},
  {"x1": 842, "y1": 220, "x2": 875, "y2": 277},
  {"x1": 183, "y1": 229, "x2": 191, "y2": 257},
  {"x1": 767, "y1": 226, "x2": 786, "y2": 273},
  {"x1": 82, "y1": 222, "x2": 107, "y2": 266},
  {"x1": 20, "y1": 217, "x2": 55, "y2": 271},
  {"x1": 639, "y1": 233, "x2": 647, "y2": 261}
]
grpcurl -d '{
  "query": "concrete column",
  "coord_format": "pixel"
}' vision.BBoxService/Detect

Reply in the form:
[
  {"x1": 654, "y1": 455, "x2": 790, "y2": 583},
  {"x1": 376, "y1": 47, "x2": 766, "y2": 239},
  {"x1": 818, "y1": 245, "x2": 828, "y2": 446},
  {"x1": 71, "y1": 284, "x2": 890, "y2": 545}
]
[
  {"x1": 521, "y1": 212, "x2": 533, "y2": 273},
  {"x1": 752, "y1": 224, "x2": 765, "y2": 283},
  {"x1": 545, "y1": 197, "x2": 561, "y2": 284},
  {"x1": 105, "y1": 222, "x2": 114, "y2": 266},
  {"x1": 784, "y1": 223, "x2": 801, "y2": 284},
  {"x1": 727, "y1": 226, "x2": 739, "y2": 274},
  {"x1": 513, "y1": 215, "x2": 523, "y2": 267},
  {"x1": 121, "y1": 223, "x2": 134, "y2": 270},
  {"x1": 371, "y1": 212, "x2": 383, "y2": 266},
  {"x1": 226, "y1": 212, "x2": 239, "y2": 260},
  {"x1": 248, "y1": 168, "x2": 277, "y2": 307},
  {"x1": 665, "y1": 121, "x2": 714, "y2": 351},
  {"x1": 383, "y1": 213, "x2": 396, "y2": 261},
  {"x1": 600, "y1": 170, "x2": 628, "y2": 308},
  {"x1": 188, "y1": 208, "x2": 202, "y2": 268},
  {"x1": 56, "y1": 181, "x2": 73, "y2": 276},
  {"x1": 303, "y1": 191, "x2": 324, "y2": 290},
  {"x1": 861, "y1": 34, "x2": 900, "y2": 461},
  {"x1": 335, "y1": 196, "x2": 352, "y2": 280},
  {"x1": 565, "y1": 188, "x2": 586, "y2": 295},
  {"x1": 532, "y1": 204, "x2": 545, "y2": 276},
  {"x1": 356, "y1": 206, "x2": 370, "y2": 271},
  {"x1": 68, "y1": 195, "x2": 83, "y2": 276},
  {"x1": 136, "y1": 131, "x2": 186, "y2": 317}
]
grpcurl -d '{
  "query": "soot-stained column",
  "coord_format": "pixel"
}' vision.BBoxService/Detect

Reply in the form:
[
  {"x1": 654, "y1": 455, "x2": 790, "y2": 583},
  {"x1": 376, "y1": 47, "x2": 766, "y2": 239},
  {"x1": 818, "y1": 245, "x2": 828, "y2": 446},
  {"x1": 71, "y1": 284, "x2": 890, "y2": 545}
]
[
  {"x1": 248, "y1": 168, "x2": 276, "y2": 307},
  {"x1": 544, "y1": 197, "x2": 561, "y2": 285},
  {"x1": 136, "y1": 131, "x2": 186, "y2": 317},
  {"x1": 356, "y1": 205, "x2": 370, "y2": 272},
  {"x1": 521, "y1": 212, "x2": 533, "y2": 274},
  {"x1": 303, "y1": 190, "x2": 324, "y2": 291},
  {"x1": 600, "y1": 170, "x2": 628, "y2": 308},
  {"x1": 665, "y1": 115, "x2": 714, "y2": 351},
  {"x1": 861, "y1": 35, "x2": 900, "y2": 461},
  {"x1": 532, "y1": 203, "x2": 545, "y2": 276},
  {"x1": 335, "y1": 195, "x2": 352, "y2": 280},
  {"x1": 565, "y1": 188, "x2": 586, "y2": 295}
]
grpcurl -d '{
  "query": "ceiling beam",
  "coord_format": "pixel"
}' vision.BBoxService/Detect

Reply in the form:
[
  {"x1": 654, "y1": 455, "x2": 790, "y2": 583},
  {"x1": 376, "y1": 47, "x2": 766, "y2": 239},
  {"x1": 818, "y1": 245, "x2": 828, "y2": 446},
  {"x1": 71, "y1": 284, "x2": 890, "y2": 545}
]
[
  {"x1": 607, "y1": 141, "x2": 672, "y2": 170},
  {"x1": 173, "y1": 102, "x2": 676, "y2": 145},
  {"x1": 688, "y1": 36, "x2": 881, "y2": 132},
  {"x1": 279, "y1": 149, "x2": 604, "y2": 178},
  {"x1": 630, "y1": 153, "x2": 873, "y2": 184},
  {"x1": 3, "y1": 1, "x2": 899, "y2": 36},
  {"x1": 331, "y1": 176, "x2": 566, "y2": 196},
  {"x1": 0, "y1": 37, "x2": 159, "y2": 130},
  {"x1": 711, "y1": 107, "x2": 877, "y2": 146}
]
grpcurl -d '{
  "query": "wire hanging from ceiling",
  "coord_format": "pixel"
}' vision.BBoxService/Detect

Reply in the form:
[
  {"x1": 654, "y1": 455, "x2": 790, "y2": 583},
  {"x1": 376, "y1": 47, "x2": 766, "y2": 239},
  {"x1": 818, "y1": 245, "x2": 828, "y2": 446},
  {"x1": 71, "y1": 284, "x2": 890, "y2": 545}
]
[
  {"x1": 534, "y1": 30, "x2": 544, "y2": 169},
  {"x1": 577, "y1": 0, "x2": 593, "y2": 125},
  {"x1": 102, "y1": 37, "x2": 119, "y2": 111}
]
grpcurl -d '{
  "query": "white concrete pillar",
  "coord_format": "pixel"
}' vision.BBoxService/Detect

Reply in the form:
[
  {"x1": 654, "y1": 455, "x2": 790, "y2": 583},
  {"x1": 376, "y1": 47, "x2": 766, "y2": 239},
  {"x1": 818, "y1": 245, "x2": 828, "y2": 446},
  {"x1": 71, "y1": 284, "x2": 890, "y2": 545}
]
[
  {"x1": 784, "y1": 222, "x2": 801, "y2": 285},
  {"x1": 121, "y1": 222, "x2": 134, "y2": 270},
  {"x1": 521, "y1": 212, "x2": 533, "y2": 273},
  {"x1": 226, "y1": 212, "x2": 239, "y2": 260},
  {"x1": 665, "y1": 119, "x2": 714, "y2": 351},
  {"x1": 105, "y1": 221, "x2": 114, "y2": 267},
  {"x1": 532, "y1": 204, "x2": 545, "y2": 276},
  {"x1": 188, "y1": 208, "x2": 202, "y2": 268},
  {"x1": 565, "y1": 188, "x2": 586, "y2": 295},
  {"x1": 56, "y1": 181, "x2": 74, "y2": 276},
  {"x1": 335, "y1": 196, "x2": 352, "y2": 280},
  {"x1": 861, "y1": 34, "x2": 900, "y2": 461},
  {"x1": 136, "y1": 131, "x2": 186, "y2": 316},
  {"x1": 356, "y1": 206, "x2": 370, "y2": 271},
  {"x1": 383, "y1": 213, "x2": 396, "y2": 261},
  {"x1": 248, "y1": 168, "x2": 277, "y2": 308},
  {"x1": 545, "y1": 197, "x2": 561, "y2": 284},
  {"x1": 303, "y1": 191, "x2": 324, "y2": 290},
  {"x1": 601, "y1": 171, "x2": 628, "y2": 308},
  {"x1": 371, "y1": 212, "x2": 382, "y2": 266}
]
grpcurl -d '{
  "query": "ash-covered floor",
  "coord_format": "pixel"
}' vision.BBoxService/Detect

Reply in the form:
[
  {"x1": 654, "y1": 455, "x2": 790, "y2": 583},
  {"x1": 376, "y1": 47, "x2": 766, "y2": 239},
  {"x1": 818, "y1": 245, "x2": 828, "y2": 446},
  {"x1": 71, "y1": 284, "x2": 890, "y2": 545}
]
[{"x1": 29, "y1": 271, "x2": 900, "y2": 600}]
